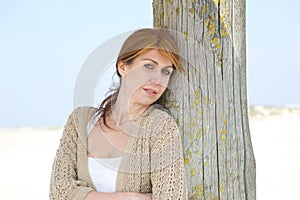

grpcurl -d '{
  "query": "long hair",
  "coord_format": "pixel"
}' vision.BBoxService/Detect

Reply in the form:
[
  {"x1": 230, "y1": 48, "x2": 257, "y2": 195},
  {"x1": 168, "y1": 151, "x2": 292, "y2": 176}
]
[{"x1": 96, "y1": 28, "x2": 182, "y2": 128}]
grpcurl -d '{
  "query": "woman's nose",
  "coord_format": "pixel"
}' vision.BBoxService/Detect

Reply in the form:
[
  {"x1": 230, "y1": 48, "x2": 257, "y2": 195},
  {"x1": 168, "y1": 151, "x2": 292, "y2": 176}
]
[
  {"x1": 149, "y1": 77, "x2": 160, "y2": 84},
  {"x1": 149, "y1": 72, "x2": 167, "y2": 86}
]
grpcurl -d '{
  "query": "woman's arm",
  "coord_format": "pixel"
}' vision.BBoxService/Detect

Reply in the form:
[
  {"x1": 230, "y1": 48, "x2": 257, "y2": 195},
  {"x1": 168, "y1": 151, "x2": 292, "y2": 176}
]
[
  {"x1": 85, "y1": 191, "x2": 152, "y2": 200},
  {"x1": 150, "y1": 114, "x2": 188, "y2": 200},
  {"x1": 50, "y1": 108, "x2": 94, "y2": 200}
]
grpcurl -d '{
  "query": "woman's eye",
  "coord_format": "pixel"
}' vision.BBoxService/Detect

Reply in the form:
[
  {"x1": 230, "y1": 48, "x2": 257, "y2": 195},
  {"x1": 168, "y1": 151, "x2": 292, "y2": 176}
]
[
  {"x1": 144, "y1": 64, "x2": 153, "y2": 69},
  {"x1": 162, "y1": 68, "x2": 171, "y2": 75}
]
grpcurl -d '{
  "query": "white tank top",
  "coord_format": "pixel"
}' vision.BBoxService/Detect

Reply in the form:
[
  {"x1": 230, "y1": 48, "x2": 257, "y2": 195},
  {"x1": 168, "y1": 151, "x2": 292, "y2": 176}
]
[
  {"x1": 88, "y1": 157, "x2": 122, "y2": 192},
  {"x1": 87, "y1": 112, "x2": 122, "y2": 192}
]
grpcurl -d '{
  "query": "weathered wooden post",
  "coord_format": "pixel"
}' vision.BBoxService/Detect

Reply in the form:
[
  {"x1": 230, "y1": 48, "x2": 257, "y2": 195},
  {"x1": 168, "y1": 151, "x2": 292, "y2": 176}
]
[{"x1": 153, "y1": 0, "x2": 256, "y2": 199}]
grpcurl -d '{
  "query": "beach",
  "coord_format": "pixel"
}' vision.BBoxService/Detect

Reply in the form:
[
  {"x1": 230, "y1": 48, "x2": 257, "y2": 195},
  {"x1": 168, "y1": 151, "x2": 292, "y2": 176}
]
[{"x1": 0, "y1": 106, "x2": 299, "y2": 199}]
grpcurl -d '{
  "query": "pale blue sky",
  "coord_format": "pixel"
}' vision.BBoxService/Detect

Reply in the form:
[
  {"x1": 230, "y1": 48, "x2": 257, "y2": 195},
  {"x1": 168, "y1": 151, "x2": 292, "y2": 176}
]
[{"x1": 0, "y1": 0, "x2": 299, "y2": 127}]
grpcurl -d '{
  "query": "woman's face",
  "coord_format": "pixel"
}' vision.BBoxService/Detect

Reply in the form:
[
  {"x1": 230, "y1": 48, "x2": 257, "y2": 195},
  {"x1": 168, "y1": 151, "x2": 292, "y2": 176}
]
[{"x1": 118, "y1": 49, "x2": 174, "y2": 106}]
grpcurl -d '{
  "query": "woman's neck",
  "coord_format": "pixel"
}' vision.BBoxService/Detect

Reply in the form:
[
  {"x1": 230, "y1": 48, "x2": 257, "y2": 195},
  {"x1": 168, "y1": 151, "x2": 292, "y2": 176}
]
[{"x1": 111, "y1": 94, "x2": 148, "y2": 128}]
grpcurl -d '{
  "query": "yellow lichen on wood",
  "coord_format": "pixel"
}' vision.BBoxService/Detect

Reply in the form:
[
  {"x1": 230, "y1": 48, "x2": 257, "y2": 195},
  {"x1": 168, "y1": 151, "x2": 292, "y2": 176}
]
[
  {"x1": 212, "y1": 37, "x2": 218, "y2": 45},
  {"x1": 219, "y1": 52, "x2": 223, "y2": 58},
  {"x1": 212, "y1": 0, "x2": 219, "y2": 7},
  {"x1": 221, "y1": 134, "x2": 226, "y2": 143},
  {"x1": 175, "y1": 7, "x2": 180, "y2": 15},
  {"x1": 205, "y1": 18, "x2": 210, "y2": 27},
  {"x1": 192, "y1": 184, "x2": 204, "y2": 197},
  {"x1": 192, "y1": 184, "x2": 204, "y2": 196},
  {"x1": 194, "y1": 188, "x2": 201, "y2": 197},
  {"x1": 202, "y1": 5, "x2": 207, "y2": 13},
  {"x1": 188, "y1": 132, "x2": 194, "y2": 140},
  {"x1": 197, "y1": 109, "x2": 202, "y2": 115},
  {"x1": 226, "y1": 5, "x2": 230, "y2": 11},
  {"x1": 219, "y1": 183, "x2": 223, "y2": 193},
  {"x1": 203, "y1": 96, "x2": 207, "y2": 104},
  {"x1": 212, "y1": 37, "x2": 220, "y2": 49},
  {"x1": 196, "y1": 97, "x2": 201, "y2": 105},
  {"x1": 190, "y1": 0, "x2": 195, "y2": 3},
  {"x1": 221, "y1": 129, "x2": 227, "y2": 143},
  {"x1": 187, "y1": 149, "x2": 192, "y2": 157},
  {"x1": 191, "y1": 167, "x2": 196, "y2": 176},
  {"x1": 221, "y1": 29, "x2": 229, "y2": 38},
  {"x1": 189, "y1": 8, "x2": 195, "y2": 14},
  {"x1": 220, "y1": 11, "x2": 230, "y2": 38},
  {"x1": 194, "y1": 150, "x2": 201, "y2": 155},
  {"x1": 200, "y1": 183, "x2": 205, "y2": 193},
  {"x1": 209, "y1": 23, "x2": 215, "y2": 35},
  {"x1": 223, "y1": 23, "x2": 228, "y2": 29},
  {"x1": 166, "y1": 0, "x2": 173, "y2": 5},
  {"x1": 194, "y1": 90, "x2": 199, "y2": 97},
  {"x1": 218, "y1": 61, "x2": 222, "y2": 68},
  {"x1": 184, "y1": 157, "x2": 190, "y2": 165},
  {"x1": 220, "y1": 13, "x2": 226, "y2": 23},
  {"x1": 183, "y1": 31, "x2": 188, "y2": 39}
]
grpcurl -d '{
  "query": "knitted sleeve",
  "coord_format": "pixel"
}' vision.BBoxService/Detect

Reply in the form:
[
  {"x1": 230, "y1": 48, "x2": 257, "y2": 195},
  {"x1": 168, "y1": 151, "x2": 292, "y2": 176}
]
[
  {"x1": 150, "y1": 114, "x2": 188, "y2": 200},
  {"x1": 49, "y1": 108, "x2": 94, "y2": 200}
]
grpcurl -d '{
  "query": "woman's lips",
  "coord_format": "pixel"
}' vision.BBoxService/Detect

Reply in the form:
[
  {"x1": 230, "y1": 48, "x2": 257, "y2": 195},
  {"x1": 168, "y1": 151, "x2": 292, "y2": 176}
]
[{"x1": 143, "y1": 88, "x2": 158, "y2": 96}]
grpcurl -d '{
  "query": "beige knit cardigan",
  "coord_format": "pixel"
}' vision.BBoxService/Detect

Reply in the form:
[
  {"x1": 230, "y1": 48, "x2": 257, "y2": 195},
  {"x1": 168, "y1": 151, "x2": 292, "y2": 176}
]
[{"x1": 49, "y1": 106, "x2": 188, "y2": 200}]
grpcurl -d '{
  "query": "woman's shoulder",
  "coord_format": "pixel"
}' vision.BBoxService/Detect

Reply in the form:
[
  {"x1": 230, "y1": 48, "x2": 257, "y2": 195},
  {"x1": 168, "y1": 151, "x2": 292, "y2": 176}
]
[
  {"x1": 70, "y1": 106, "x2": 97, "y2": 119},
  {"x1": 147, "y1": 104, "x2": 174, "y2": 120},
  {"x1": 146, "y1": 105, "x2": 181, "y2": 143},
  {"x1": 66, "y1": 106, "x2": 98, "y2": 129},
  {"x1": 145, "y1": 104, "x2": 178, "y2": 131},
  {"x1": 63, "y1": 106, "x2": 98, "y2": 139}
]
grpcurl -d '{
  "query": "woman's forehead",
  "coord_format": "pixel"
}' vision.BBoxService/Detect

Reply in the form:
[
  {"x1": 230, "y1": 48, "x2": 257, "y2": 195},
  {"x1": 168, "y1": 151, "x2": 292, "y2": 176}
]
[{"x1": 136, "y1": 49, "x2": 172, "y2": 66}]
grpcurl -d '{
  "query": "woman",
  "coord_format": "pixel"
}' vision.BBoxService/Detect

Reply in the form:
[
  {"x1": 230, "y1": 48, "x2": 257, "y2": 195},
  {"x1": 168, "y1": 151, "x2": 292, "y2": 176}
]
[{"x1": 50, "y1": 28, "x2": 188, "y2": 200}]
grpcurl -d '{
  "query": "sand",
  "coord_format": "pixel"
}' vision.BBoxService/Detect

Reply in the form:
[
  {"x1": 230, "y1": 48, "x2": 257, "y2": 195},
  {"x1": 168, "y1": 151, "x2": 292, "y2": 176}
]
[
  {"x1": 0, "y1": 107, "x2": 299, "y2": 199},
  {"x1": 249, "y1": 107, "x2": 300, "y2": 200}
]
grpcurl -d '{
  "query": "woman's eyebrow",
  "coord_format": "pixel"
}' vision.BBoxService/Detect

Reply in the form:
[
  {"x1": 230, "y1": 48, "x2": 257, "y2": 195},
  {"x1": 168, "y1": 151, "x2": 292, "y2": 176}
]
[
  {"x1": 142, "y1": 58, "x2": 173, "y2": 68},
  {"x1": 142, "y1": 58, "x2": 158, "y2": 65}
]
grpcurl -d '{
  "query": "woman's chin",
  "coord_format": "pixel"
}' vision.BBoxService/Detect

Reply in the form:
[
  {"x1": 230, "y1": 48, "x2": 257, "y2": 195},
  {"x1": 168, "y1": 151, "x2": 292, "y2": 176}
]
[{"x1": 131, "y1": 97, "x2": 159, "y2": 107}]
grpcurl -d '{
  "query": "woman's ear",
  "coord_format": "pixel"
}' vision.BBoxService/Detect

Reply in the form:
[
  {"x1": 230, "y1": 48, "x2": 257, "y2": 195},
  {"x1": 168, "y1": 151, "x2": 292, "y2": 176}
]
[{"x1": 117, "y1": 61, "x2": 127, "y2": 77}]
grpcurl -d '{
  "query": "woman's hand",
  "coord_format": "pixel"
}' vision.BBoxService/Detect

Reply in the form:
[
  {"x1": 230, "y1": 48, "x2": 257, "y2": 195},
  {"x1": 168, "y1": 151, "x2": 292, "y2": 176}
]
[
  {"x1": 85, "y1": 191, "x2": 152, "y2": 200},
  {"x1": 110, "y1": 192, "x2": 152, "y2": 200}
]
